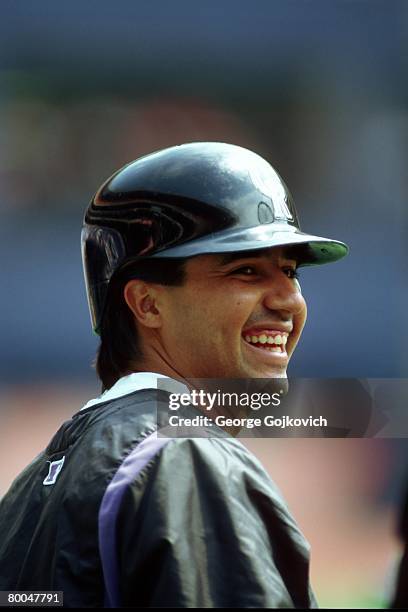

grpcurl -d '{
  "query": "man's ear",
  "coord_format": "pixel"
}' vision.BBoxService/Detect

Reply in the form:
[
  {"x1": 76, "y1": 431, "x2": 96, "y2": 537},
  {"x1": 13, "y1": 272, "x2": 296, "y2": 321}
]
[{"x1": 124, "y1": 280, "x2": 162, "y2": 329}]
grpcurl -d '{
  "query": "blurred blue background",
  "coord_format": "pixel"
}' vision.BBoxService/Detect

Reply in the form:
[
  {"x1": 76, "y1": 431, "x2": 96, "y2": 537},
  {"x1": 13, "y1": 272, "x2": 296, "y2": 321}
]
[{"x1": 1, "y1": 1, "x2": 407, "y2": 607}]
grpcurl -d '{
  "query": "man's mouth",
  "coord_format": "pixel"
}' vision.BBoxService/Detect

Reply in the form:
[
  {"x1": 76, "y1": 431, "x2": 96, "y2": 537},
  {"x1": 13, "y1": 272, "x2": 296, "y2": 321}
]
[{"x1": 242, "y1": 330, "x2": 289, "y2": 354}]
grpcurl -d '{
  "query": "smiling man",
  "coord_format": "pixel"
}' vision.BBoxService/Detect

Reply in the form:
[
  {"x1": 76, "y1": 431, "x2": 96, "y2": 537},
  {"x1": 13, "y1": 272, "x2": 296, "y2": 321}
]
[
  {"x1": 122, "y1": 247, "x2": 306, "y2": 382},
  {"x1": 0, "y1": 143, "x2": 347, "y2": 607}
]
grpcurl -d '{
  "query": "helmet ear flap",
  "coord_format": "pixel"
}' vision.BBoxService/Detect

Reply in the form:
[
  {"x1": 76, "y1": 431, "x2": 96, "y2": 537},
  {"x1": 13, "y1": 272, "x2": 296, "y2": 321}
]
[{"x1": 81, "y1": 226, "x2": 126, "y2": 333}]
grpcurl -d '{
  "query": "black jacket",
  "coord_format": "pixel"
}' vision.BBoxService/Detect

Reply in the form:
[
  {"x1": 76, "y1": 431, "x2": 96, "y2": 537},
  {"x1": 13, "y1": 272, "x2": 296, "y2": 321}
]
[{"x1": 0, "y1": 389, "x2": 316, "y2": 608}]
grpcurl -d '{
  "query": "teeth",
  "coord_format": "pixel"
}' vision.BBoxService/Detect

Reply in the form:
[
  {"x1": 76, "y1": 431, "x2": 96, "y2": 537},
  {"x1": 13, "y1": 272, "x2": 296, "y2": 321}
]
[
  {"x1": 244, "y1": 332, "x2": 289, "y2": 347},
  {"x1": 270, "y1": 346, "x2": 281, "y2": 353}
]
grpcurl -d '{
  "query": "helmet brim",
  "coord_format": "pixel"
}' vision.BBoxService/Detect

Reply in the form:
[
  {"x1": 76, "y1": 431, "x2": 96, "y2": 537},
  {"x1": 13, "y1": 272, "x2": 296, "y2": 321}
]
[{"x1": 150, "y1": 223, "x2": 348, "y2": 266}]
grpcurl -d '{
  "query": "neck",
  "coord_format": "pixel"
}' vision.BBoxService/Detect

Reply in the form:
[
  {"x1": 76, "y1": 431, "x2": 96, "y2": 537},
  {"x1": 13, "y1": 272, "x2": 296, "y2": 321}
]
[{"x1": 126, "y1": 355, "x2": 187, "y2": 386}]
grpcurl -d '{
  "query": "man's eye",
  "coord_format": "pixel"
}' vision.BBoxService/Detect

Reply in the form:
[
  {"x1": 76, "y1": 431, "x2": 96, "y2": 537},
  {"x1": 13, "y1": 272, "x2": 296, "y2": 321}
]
[
  {"x1": 231, "y1": 266, "x2": 256, "y2": 275},
  {"x1": 285, "y1": 268, "x2": 299, "y2": 279}
]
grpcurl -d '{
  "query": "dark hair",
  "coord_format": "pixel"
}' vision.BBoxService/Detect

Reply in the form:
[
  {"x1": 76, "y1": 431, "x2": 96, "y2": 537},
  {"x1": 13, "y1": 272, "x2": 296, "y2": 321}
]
[{"x1": 96, "y1": 258, "x2": 186, "y2": 391}]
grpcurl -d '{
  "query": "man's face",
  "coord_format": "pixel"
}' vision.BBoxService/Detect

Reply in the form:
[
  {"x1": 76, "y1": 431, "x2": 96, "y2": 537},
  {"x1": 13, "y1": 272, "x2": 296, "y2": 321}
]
[{"x1": 154, "y1": 247, "x2": 307, "y2": 379}]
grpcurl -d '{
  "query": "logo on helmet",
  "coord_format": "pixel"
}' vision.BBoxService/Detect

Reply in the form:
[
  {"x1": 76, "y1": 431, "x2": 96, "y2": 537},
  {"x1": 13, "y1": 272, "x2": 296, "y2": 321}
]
[
  {"x1": 249, "y1": 156, "x2": 294, "y2": 222},
  {"x1": 257, "y1": 202, "x2": 274, "y2": 224}
]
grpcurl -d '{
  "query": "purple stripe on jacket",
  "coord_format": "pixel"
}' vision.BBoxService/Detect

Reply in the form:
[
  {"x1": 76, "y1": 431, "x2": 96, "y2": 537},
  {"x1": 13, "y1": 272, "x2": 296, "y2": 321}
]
[{"x1": 98, "y1": 431, "x2": 173, "y2": 607}]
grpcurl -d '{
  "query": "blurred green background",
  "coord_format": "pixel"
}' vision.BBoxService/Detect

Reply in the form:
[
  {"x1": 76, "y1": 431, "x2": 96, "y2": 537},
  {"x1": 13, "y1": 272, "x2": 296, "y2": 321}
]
[{"x1": 1, "y1": 0, "x2": 407, "y2": 607}]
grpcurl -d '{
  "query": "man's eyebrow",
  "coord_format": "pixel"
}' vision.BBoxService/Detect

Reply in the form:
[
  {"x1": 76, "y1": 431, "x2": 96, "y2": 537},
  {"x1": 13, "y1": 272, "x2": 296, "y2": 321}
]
[
  {"x1": 217, "y1": 248, "x2": 299, "y2": 266},
  {"x1": 217, "y1": 250, "x2": 269, "y2": 266}
]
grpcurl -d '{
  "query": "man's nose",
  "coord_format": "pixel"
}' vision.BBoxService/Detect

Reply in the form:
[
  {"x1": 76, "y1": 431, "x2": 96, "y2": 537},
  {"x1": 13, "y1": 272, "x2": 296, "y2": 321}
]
[{"x1": 263, "y1": 274, "x2": 306, "y2": 316}]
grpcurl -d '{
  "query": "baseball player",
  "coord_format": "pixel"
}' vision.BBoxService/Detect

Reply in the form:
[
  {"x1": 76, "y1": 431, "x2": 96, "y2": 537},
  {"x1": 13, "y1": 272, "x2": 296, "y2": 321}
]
[{"x1": 0, "y1": 143, "x2": 348, "y2": 607}]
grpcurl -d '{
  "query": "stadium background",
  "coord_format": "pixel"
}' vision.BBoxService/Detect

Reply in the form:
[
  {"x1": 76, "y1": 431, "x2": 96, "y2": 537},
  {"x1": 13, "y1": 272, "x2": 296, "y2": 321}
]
[{"x1": 1, "y1": 0, "x2": 407, "y2": 607}]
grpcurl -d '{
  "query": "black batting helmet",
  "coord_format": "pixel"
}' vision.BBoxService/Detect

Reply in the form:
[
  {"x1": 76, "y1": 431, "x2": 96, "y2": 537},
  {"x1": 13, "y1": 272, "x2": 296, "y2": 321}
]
[{"x1": 82, "y1": 142, "x2": 348, "y2": 333}]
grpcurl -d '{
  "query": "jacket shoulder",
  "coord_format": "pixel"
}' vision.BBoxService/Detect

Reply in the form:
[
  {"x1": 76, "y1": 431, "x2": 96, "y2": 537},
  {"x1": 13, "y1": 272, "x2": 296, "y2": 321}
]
[{"x1": 113, "y1": 435, "x2": 314, "y2": 608}]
